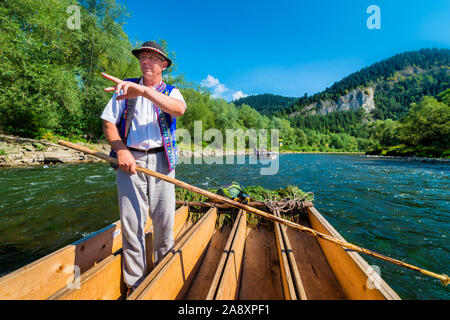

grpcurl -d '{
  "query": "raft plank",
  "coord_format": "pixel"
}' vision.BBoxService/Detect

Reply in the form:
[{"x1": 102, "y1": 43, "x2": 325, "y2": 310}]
[
  {"x1": 128, "y1": 207, "x2": 210, "y2": 300},
  {"x1": 205, "y1": 212, "x2": 244, "y2": 300},
  {"x1": 287, "y1": 213, "x2": 346, "y2": 300},
  {"x1": 47, "y1": 206, "x2": 189, "y2": 300},
  {"x1": 73, "y1": 217, "x2": 149, "y2": 273},
  {"x1": 48, "y1": 254, "x2": 124, "y2": 300},
  {"x1": 0, "y1": 245, "x2": 76, "y2": 300},
  {"x1": 275, "y1": 210, "x2": 308, "y2": 300},
  {"x1": 213, "y1": 210, "x2": 246, "y2": 300},
  {"x1": 184, "y1": 221, "x2": 232, "y2": 300},
  {"x1": 128, "y1": 216, "x2": 204, "y2": 299},
  {"x1": 0, "y1": 213, "x2": 153, "y2": 300},
  {"x1": 274, "y1": 211, "x2": 298, "y2": 300},
  {"x1": 237, "y1": 224, "x2": 284, "y2": 300},
  {"x1": 134, "y1": 208, "x2": 217, "y2": 300},
  {"x1": 307, "y1": 207, "x2": 401, "y2": 300}
]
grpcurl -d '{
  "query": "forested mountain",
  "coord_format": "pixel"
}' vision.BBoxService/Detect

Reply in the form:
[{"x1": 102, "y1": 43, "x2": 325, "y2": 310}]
[
  {"x1": 229, "y1": 49, "x2": 449, "y2": 156},
  {"x1": 284, "y1": 48, "x2": 450, "y2": 119},
  {"x1": 233, "y1": 93, "x2": 298, "y2": 116},
  {"x1": 233, "y1": 49, "x2": 449, "y2": 123}
]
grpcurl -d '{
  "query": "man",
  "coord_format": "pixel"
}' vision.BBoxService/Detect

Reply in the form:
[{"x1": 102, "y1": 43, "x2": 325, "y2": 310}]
[{"x1": 100, "y1": 41, "x2": 186, "y2": 293}]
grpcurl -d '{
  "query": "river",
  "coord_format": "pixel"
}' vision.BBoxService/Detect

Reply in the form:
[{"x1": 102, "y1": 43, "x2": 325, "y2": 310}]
[{"x1": 0, "y1": 154, "x2": 448, "y2": 299}]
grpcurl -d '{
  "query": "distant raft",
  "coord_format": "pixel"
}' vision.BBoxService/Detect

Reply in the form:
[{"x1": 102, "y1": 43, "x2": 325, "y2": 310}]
[{"x1": 254, "y1": 147, "x2": 277, "y2": 159}]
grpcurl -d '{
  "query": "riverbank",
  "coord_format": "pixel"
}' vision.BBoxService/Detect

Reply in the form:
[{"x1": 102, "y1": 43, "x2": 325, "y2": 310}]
[
  {"x1": 363, "y1": 154, "x2": 450, "y2": 163},
  {"x1": 1, "y1": 134, "x2": 448, "y2": 167},
  {"x1": 279, "y1": 150, "x2": 364, "y2": 155},
  {"x1": 367, "y1": 144, "x2": 450, "y2": 160},
  {"x1": 0, "y1": 134, "x2": 109, "y2": 167},
  {"x1": 0, "y1": 134, "x2": 253, "y2": 167}
]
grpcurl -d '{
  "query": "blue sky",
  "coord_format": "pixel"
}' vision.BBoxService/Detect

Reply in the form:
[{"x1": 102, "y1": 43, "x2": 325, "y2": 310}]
[{"x1": 117, "y1": 0, "x2": 450, "y2": 100}]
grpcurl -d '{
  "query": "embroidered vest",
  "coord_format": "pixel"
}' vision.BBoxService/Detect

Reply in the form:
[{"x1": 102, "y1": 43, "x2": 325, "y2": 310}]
[{"x1": 109, "y1": 78, "x2": 178, "y2": 171}]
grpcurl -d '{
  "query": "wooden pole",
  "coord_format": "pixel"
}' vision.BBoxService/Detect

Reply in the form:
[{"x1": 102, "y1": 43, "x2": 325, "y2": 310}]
[{"x1": 58, "y1": 140, "x2": 449, "y2": 286}]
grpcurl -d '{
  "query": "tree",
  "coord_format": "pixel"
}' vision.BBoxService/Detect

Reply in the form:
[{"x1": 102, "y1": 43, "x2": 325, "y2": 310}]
[
  {"x1": 209, "y1": 98, "x2": 239, "y2": 133},
  {"x1": 368, "y1": 119, "x2": 402, "y2": 146},
  {"x1": 236, "y1": 104, "x2": 256, "y2": 129},
  {"x1": 0, "y1": 0, "x2": 141, "y2": 138},
  {"x1": 176, "y1": 88, "x2": 215, "y2": 135},
  {"x1": 399, "y1": 96, "x2": 450, "y2": 148},
  {"x1": 0, "y1": 0, "x2": 83, "y2": 136},
  {"x1": 437, "y1": 88, "x2": 450, "y2": 106}
]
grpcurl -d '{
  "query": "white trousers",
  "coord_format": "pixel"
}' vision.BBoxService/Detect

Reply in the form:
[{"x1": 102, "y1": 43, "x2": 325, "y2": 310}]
[{"x1": 116, "y1": 149, "x2": 175, "y2": 289}]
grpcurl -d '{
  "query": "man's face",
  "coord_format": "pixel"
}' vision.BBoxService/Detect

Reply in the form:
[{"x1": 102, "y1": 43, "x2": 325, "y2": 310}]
[{"x1": 139, "y1": 51, "x2": 168, "y2": 77}]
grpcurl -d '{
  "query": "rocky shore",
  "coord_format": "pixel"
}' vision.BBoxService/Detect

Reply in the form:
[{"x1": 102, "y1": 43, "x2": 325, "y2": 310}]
[{"x1": 0, "y1": 134, "x2": 111, "y2": 167}]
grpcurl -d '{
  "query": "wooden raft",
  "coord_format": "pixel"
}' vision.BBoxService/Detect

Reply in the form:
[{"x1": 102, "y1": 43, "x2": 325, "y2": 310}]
[{"x1": 0, "y1": 204, "x2": 401, "y2": 300}]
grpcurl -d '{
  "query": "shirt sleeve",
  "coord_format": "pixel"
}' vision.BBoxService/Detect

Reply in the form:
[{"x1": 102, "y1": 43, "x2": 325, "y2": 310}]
[
  {"x1": 169, "y1": 88, "x2": 187, "y2": 120},
  {"x1": 100, "y1": 92, "x2": 126, "y2": 125}
]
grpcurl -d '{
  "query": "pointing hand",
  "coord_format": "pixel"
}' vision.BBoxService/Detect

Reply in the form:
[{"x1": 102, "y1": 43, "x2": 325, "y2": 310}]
[{"x1": 102, "y1": 73, "x2": 146, "y2": 101}]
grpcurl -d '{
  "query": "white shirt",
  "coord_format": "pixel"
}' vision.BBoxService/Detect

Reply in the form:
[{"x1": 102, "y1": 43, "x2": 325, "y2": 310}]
[{"x1": 101, "y1": 78, "x2": 187, "y2": 150}]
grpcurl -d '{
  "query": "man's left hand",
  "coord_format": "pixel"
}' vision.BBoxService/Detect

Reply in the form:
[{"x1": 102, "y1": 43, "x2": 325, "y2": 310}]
[{"x1": 102, "y1": 73, "x2": 147, "y2": 101}]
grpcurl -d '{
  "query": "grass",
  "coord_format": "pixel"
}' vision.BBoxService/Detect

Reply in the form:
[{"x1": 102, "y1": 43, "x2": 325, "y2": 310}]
[{"x1": 33, "y1": 143, "x2": 45, "y2": 151}]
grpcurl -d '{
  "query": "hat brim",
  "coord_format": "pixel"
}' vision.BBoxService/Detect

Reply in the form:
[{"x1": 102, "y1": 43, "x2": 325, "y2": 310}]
[{"x1": 132, "y1": 48, "x2": 172, "y2": 68}]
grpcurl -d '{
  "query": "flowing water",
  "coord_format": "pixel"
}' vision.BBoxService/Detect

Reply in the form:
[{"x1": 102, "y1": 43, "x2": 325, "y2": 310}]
[{"x1": 0, "y1": 154, "x2": 448, "y2": 299}]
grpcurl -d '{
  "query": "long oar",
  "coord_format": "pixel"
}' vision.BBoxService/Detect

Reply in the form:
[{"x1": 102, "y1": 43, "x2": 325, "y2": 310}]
[{"x1": 58, "y1": 140, "x2": 449, "y2": 285}]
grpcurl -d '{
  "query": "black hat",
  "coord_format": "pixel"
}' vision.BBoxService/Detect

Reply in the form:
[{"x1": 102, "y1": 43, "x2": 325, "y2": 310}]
[{"x1": 132, "y1": 41, "x2": 172, "y2": 68}]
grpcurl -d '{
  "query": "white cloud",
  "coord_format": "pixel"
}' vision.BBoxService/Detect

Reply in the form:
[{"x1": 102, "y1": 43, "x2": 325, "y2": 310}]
[
  {"x1": 200, "y1": 74, "x2": 248, "y2": 101},
  {"x1": 232, "y1": 90, "x2": 248, "y2": 100},
  {"x1": 214, "y1": 83, "x2": 227, "y2": 96},
  {"x1": 200, "y1": 74, "x2": 220, "y2": 88}
]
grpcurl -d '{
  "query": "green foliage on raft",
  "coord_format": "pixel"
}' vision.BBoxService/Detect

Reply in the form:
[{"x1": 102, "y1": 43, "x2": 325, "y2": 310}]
[{"x1": 175, "y1": 185, "x2": 314, "y2": 227}]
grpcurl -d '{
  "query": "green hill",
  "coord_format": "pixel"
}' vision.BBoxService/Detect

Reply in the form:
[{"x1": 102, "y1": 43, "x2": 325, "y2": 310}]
[
  {"x1": 233, "y1": 93, "x2": 298, "y2": 116},
  {"x1": 233, "y1": 48, "x2": 450, "y2": 124},
  {"x1": 285, "y1": 48, "x2": 450, "y2": 120},
  {"x1": 230, "y1": 48, "x2": 450, "y2": 157}
]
